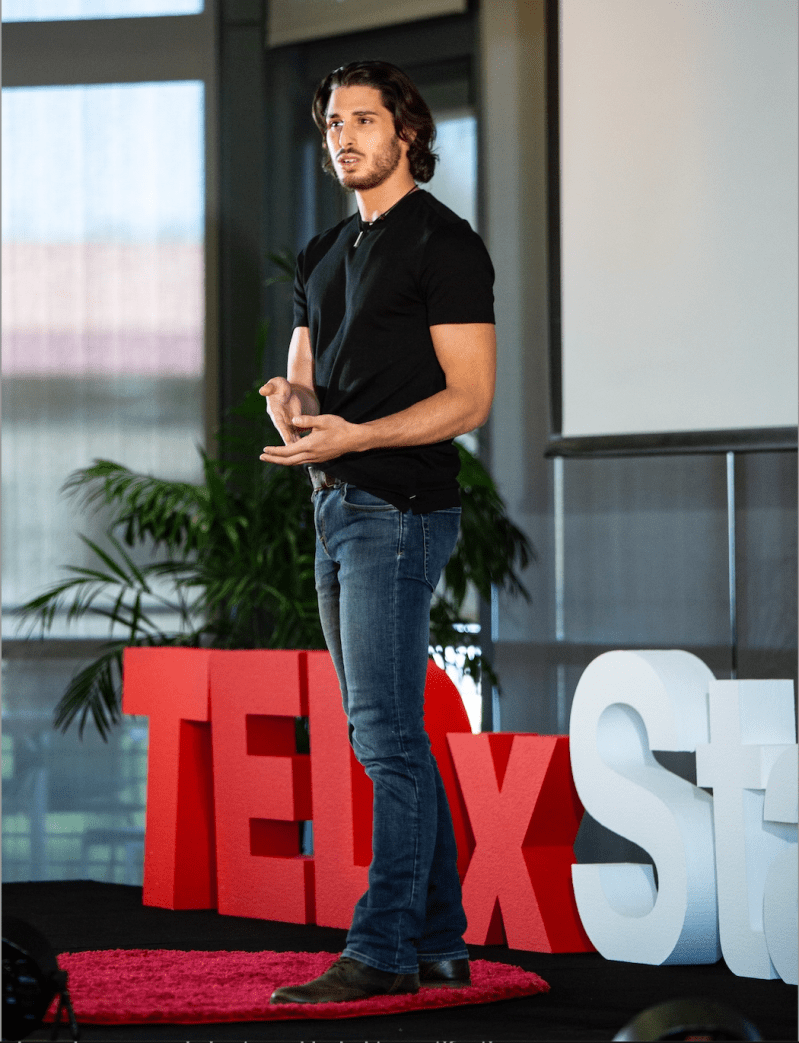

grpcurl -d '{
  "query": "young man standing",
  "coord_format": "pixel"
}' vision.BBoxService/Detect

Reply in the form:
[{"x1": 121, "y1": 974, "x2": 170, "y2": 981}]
[{"x1": 260, "y1": 60, "x2": 496, "y2": 1004}]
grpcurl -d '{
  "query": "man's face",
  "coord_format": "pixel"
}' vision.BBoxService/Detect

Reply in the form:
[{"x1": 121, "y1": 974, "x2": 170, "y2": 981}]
[{"x1": 324, "y1": 84, "x2": 409, "y2": 191}]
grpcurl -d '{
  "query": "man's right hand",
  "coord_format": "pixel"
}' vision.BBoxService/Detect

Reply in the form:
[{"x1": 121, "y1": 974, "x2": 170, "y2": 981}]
[{"x1": 260, "y1": 377, "x2": 319, "y2": 445}]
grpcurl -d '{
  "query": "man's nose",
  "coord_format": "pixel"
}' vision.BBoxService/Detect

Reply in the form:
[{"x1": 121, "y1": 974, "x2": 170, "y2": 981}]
[{"x1": 337, "y1": 121, "x2": 355, "y2": 151}]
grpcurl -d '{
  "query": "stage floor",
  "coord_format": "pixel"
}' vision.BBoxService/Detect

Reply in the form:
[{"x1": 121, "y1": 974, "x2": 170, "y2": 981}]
[{"x1": 3, "y1": 881, "x2": 796, "y2": 1042}]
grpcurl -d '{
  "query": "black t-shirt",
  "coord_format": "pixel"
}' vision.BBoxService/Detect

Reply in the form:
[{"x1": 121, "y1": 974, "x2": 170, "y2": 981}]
[{"x1": 292, "y1": 189, "x2": 495, "y2": 513}]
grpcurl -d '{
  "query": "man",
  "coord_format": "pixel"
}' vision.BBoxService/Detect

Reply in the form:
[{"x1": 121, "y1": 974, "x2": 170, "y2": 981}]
[{"x1": 260, "y1": 60, "x2": 496, "y2": 1004}]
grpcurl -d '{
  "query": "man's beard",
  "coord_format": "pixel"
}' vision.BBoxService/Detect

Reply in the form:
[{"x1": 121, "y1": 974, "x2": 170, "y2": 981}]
[{"x1": 337, "y1": 134, "x2": 402, "y2": 191}]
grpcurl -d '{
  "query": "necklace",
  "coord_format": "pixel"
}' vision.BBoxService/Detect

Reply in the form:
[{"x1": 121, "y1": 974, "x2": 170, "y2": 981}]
[{"x1": 353, "y1": 184, "x2": 418, "y2": 248}]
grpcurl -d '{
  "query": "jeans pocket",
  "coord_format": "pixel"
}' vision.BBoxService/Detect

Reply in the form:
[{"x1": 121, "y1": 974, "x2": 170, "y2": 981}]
[{"x1": 341, "y1": 484, "x2": 397, "y2": 512}]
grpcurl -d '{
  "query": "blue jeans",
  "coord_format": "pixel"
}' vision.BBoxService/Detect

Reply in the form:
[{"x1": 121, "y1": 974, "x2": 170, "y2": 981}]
[{"x1": 313, "y1": 482, "x2": 469, "y2": 974}]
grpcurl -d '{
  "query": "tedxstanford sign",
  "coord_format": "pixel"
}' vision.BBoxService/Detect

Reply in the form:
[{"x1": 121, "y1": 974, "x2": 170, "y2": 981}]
[
  {"x1": 123, "y1": 647, "x2": 797, "y2": 984},
  {"x1": 569, "y1": 650, "x2": 796, "y2": 984}
]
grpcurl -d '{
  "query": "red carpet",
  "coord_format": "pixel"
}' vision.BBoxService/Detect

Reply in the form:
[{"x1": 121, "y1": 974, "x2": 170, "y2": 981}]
[{"x1": 45, "y1": 950, "x2": 549, "y2": 1024}]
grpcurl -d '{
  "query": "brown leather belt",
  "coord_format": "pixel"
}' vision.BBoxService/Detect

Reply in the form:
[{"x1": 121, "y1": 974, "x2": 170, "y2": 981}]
[{"x1": 308, "y1": 466, "x2": 343, "y2": 492}]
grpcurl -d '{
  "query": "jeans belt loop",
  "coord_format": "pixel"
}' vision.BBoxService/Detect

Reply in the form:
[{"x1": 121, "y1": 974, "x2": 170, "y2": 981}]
[{"x1": 308, "y1": 466, "x2": 341, "y2": 492}]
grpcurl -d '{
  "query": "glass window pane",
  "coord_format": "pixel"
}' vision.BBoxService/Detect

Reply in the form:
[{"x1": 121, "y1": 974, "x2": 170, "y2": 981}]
[
  {"x1": 429, "y1": 111, "x2": 477, "y2": 229},
  {"x1": 2, "y1": 81, "x2": 205, "y2": 636},
  {"x1": 2, "y1": 653, "x2": 149, "y2": 884},
  {"x1": 2, "y1": 0, "x2": 202, "y2": 21}
]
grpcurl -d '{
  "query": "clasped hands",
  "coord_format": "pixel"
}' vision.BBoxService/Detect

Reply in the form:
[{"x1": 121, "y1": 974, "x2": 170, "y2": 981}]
[{"x1": 259, "y1": 377, "x2": 364, "y2": 465}]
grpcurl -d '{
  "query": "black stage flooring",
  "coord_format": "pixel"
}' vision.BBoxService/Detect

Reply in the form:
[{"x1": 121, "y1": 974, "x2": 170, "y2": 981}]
[{"x1": 2, "y1": 881, "x2": 796, "y2": 1042}]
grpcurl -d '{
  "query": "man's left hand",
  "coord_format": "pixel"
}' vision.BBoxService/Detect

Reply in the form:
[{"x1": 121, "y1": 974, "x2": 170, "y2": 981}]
[{"x1": 260, "y1": 413, "x2": 365, "y2": 465}]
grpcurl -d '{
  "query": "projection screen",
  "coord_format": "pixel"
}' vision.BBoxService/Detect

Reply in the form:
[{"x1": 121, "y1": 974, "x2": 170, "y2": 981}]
[{"x1": 556, "y1": 0, "x2": 798, "y2": 443}]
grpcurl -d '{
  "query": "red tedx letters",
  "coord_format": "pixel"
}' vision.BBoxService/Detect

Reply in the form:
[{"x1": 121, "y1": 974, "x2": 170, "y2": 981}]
[{"x1": 123, "y1": 647, "x2": 590, "y2": 952}]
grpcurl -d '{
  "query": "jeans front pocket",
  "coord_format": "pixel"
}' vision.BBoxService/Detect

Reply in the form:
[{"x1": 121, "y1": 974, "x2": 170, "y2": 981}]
[{"x1": 341, "y1": 484, "x2": 397, "y2": 512}]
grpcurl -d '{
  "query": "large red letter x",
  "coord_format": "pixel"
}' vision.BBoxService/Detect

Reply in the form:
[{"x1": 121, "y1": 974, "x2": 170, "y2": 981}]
[{"x1": 448, "y1": 733, "x2": 593, "y2": 952}]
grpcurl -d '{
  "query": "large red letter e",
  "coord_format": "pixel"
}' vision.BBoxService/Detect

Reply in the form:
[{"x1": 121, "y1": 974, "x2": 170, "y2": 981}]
[{"x1": 209, "y1": 650, "x2": 314, "y2": 924}]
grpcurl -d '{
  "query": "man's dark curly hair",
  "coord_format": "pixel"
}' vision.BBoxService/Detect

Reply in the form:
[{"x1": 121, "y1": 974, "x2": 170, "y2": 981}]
[{"x1": 312, "y1": 60, "x2": 438, "y2": 184}]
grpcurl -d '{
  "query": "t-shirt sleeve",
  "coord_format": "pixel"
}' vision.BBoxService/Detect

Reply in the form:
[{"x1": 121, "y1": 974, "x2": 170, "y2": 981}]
[
  {"x1": 292, "y1": 248, "x2": 309, "y2": 329},
  {"x1": 421, "y1": 224, "x2": 495, "y2": 326}
]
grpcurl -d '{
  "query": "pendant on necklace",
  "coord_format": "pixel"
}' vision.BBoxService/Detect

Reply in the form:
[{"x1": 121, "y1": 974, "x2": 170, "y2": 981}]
[{"x1": 352, "y1": 184, "x2": 417, "y2": 249}]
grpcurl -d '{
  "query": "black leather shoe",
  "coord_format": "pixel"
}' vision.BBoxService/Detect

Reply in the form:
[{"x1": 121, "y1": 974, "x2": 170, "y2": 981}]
[
  {"x1": 270, "y1": 956, "x2": 420, "y2": 1004},
  {"x1": 418, "y1": 957, "x2": 471, "y2": 988}
]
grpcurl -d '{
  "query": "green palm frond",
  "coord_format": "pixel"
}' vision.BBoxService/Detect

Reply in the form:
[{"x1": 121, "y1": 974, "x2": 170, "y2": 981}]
[
  {"x1": 63, "y1": 459, "x2": 208, "y2": 554},
  {"x1": 15, "y1": 532, "x2": 172, "y2": 640},
  {"x1": 264, "y1": 248, "x2": 296, "y2": 287},
  {"x1": 52, "y1": 644, "x2": 126, "y2": 740},
  {"x1": 445, "y1": 442, "x2": 533, "y2": 608}
]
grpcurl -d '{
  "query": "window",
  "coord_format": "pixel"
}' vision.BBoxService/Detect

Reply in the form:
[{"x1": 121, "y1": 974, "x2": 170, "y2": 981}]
[
  {"x1": 3, "y1": 0, "x2": 202, "y2": 21},
  {"x1": 430, "y1": 109, "x2": 477, "y2": 229},
  {"x1": 2, "y1": 4, "x2": 214, "y2": 886},
  {"x1": 2, "y1": 82, "x2": 205, "y2": 632}
]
